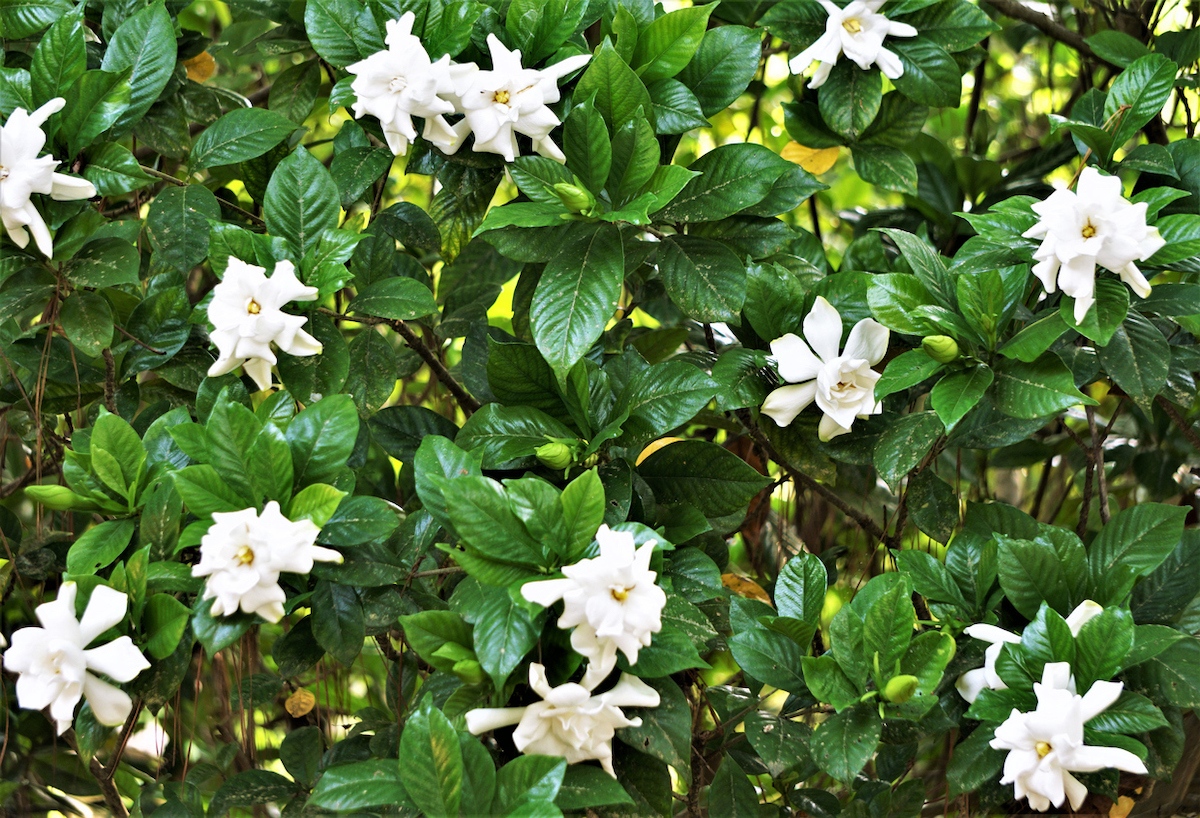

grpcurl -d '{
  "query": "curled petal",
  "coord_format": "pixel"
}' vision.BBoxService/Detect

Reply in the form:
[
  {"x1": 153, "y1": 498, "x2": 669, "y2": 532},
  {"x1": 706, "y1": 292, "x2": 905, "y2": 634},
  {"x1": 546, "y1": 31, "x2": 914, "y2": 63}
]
[
  {"x1": 843, "y1": 318, "x2": 889, "y2": 366},
  {"x1": 761, "y1": 381, "x2": 819, "y2": 428},
  {"x1": 82, "y1": 673, "x2": 135, "y2": 727},
  {"x1": 521, "y1": 577, "x2": 575, "y2": 609},
  {"x1": 465, "y1": 706, "x2": 528, "y2": 735},
  {"x1": 770, "y1": 333, "x2": 823, "y2": 383},
  {"x1": 84, "y1": 637, "x2": 150, "y2": 683},
  {"x1": 79, "y1": 585, "x2": 130, "y2": 645}
]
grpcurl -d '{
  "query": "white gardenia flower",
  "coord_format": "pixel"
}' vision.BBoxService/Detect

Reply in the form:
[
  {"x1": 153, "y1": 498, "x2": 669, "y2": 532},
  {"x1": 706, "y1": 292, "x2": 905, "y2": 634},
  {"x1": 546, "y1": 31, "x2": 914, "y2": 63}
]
[
  {"x1": 465, "y1": 663, "x2": 660, "y2": 776},
  {"x1": 192, "y1": 501, "x2": 342, "y2": 623},
  {"x1": 347, "y1": 13, "x2": 458, "y2": 156},
  {"x1": 957, "y1": 600, "x2": 1104, "y2": 703},
  {"x1": 522, "y1": 525, "x2": 666, "y2": 689},
  {"x1": 0, "y1": 98, "x2": 97, "y2": 258},
  {"x1": 990, "y1": 663, "x2": 1147, "y2": 812},
  {"x1": 206, "y1": 257, "x2": 322, "y2": 392},
  {"x1": 761, "y1": 296, "x2": 889, "y2": 441},
  {"x1": 788, "y1": 0, "x2": 917, "y2": 88},
  {"x1": 441, "y1": 35, "x2": 590, "y2": 163},
  {"x1": 3, "y1": 583, "x2": 149, "y2": 734},
  {"x1": 1023, "y1": 166, "x2": 1165, "y2": 323}
]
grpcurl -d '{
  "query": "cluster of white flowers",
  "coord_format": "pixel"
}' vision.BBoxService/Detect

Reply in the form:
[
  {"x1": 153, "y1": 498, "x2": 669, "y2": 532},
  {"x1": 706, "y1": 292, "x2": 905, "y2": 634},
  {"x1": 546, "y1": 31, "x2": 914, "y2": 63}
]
[
  {"x1": 206, "y1": 257, "x2": 322, "y2": 392},
  {"x1": 956, "y1": 601, "x2": 1147, "y2": 812},
  {"x1": 348, "y1": 13, "x2": 590, "y2": 162},
  {"x1": 991, "y1": 663, "x2": 1147, "y2": 812},
  {"x1": 789, "y1": 0, "x2": 917, "y2": 88},
  {"x1": 466, "y1": 525, "x2": 666, "y2": 776},
  {"x1": 1024, "y1": 166, "x2": 1165, "y2": 323},
  {"x1": 0, "y1": 98, "x2": 97, "y2": 259},
  {"x1": 3, "y1": 583, "x2": 149, "y2": 735},
  {"x1": 761, "y1": 296, "x2": 889, "y2": 440},
  {"x1": 192, "y1": 501, "x2": 342, "y2": 623}
]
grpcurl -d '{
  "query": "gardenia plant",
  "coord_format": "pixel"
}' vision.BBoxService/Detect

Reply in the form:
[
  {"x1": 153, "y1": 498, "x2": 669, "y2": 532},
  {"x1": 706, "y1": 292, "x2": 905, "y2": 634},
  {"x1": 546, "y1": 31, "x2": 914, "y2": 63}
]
[
  {"x1": 192, "y1": 501, "x2": 342, "y2": 623},
  {"x1": 761, "y1": 296, "x2": 889, "y2": 439},
  {"x1": 1023, "y1": 166, "x2": 1165, "y2": 322},
  {"x1": 3, "y1": 583, "x2": 149, "y2": 734},
  {"x1": 0, "y1": 97, "x2": 97, "y2": 258},
  {"x1": 990, "y1": 662, "x2": 1147, "y2": 812},
  {"x1": 206, "y1": 257, "x2": 323, "y2": 392},
  {"x1": 522, "y1": 525, "x2": 666, "y2": 689},
  {"x1": 789, "y1": 0, "x2": 918, "y2": 88},
  {"x1": 464, "y1": 663, "x2": 660, "y2": 776}
]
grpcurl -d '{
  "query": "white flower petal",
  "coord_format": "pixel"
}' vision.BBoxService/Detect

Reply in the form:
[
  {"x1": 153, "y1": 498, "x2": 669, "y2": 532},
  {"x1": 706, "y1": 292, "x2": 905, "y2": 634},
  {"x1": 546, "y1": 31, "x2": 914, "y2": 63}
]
[
  {"x1": 803, "y1": 296, "x2": 843, "y2": 362},
  {"x1": 465, "y1": 706, "x2": 528, "y2": 734},
  {"x1": 761, "y1": 381, "x2": 819, "y2": 427},
  {"x1": 770, "y1": 333, "x2": 823, "y2": 383},
  {"x1": 78, "y1": 585, "x2": 130, "y2": 645},
  {"x1": 84, "y1": 637, "x2": 150, "y2": 683},
  {"x1": 82, "y1": 673, "x2": 135, "y2": 726},
  {"x1": 842, "y1": 318, "x2": 889, "y2": 365}
]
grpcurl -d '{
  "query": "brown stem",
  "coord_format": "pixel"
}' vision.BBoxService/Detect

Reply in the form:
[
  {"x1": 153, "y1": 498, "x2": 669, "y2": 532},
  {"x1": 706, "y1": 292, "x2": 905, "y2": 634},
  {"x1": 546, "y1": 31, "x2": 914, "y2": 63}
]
[
  {"x1": 114, "y1": 324, "x2": 166, "y2": 354},
  {"x1": 978, "y1": 0, "x2": 1114, "y2": 68},
  {"x1": 65, "y1": 731, "x2": 128, "y2": 817},
  {"x1": 409, "y1": 565, "x2": 466, "y2": 578},
  {"x1": 318, "y1": 308, "x2": 481, "y2": 415},
  {"x1": 102, "y1": 700, "x2": 144, "y2": 779},
  {"x1": 138, "y1": 165, "x2": 266, "y2": 228},
  {"x1": 1156, "y1": 395, "x2": 1200, "y2": 453},
  {"x1": 1086, "y1": 405, "x2": 1110, "y2": 525},
  {"x1": 734, "y1": 409, "x2": 893, "y2": 547},
  {"x1": 0, "y1": 460, "x2": 61, "y2": 498},
  {"x1": 102, "y1": 348, "x2": 118, "y2": 414}
]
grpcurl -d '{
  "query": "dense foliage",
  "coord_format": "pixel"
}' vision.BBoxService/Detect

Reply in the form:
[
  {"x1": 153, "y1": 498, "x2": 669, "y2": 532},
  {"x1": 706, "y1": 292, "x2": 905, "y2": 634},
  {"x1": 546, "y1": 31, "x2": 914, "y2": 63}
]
[{"x1": 4, "y1": 0, "x2": 1200, "y2": 815}]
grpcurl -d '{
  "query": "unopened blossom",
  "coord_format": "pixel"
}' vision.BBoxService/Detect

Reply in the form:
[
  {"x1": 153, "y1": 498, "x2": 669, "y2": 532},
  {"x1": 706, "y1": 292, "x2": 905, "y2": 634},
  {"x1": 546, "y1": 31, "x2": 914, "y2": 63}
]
[
  {"x1": 761, "y1": 296, "x2": 889, "y2": 441},
  {"x1": 464, "y1": 663, "x2": 660, "y2": 776},
  {"x1": 441, "y1": 35, "x2": 590, "y2": 162},
  {"x1": 957, "y1": 600, "x2": 1103, "y2": 703},
  {"x1": 1023, "y1": 166, "x2": 1165, "y2": 323},
  {"x1": 789, "y1": 0, "x2": 917, "y2": 88},
  {"x1": 522, "y1": 525, "x2": 666, "y2": 689},
  {"x1": 206, "y1": 257, "x2": 322, "y2": 392},
  {"x1": 192, "y1": 501, "x2": 342, "y2": 623},
  {"x1": 3, "y1": 583, "x2": 149, "y2": 734},
  {"x1": 347, "y1": 13, "x2": 458, "y2": 156},
  {"x1": 990, "y1": 663, "x2": 1147, "y2": 812},
  {"x1": 0, "y1": 98, "x2": 97, "y2": 258}
]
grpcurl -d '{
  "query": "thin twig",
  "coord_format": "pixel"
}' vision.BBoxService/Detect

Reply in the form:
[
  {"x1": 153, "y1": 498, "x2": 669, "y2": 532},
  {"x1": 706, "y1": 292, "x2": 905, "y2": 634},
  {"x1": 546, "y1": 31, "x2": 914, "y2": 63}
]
[
  {"x1": 733, "y1": 409, "x2": 893, "y2": 547},
  {"x1": 978, "y1": 0, "x2": 1114, "y2": 68},
  {"x1": 102, "y1": 700, "x2": 144, "y2": 780},
  {"x1": 0, "y1": 460, "x2": 62, "y2": 498},
  {"x1": 114, "y1": 325, "x2": 166, "y2": 354},
  {"x1": 1156, "y1": 395, "x2": 1200, "y2": 453},
  {"x1": 101, "y1": 348, "x2": 118, "y2": 414},
  {"x1": 410, "y1": 565, "x2": 466, "y2": 578},
  {"x1": 138, "y1": 165, "x2": 266, "y2": 227},
  {"x1": 318, "y1": 308, "x2": 481, "y2": 415},
  {"x1": 1086, "y1": 405, "x2": 1110, "y2": 525}
]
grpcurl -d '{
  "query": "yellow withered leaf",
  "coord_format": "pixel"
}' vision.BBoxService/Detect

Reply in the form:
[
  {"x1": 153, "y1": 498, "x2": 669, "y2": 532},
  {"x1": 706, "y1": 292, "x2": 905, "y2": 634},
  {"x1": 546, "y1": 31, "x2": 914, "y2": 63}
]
[
  {"x1": 184, "y1": 52, "x2": 216, "y2": 83},
  {"x1": 782, "y1": 142, "x2": 839, "y2": 174},
  {"x1": 722, "y1": 573, "x2": 772, "y2": 604},
  {"x1": 285, "y1": 688, "x2": 316, "y2": 718},
  {"x1": 1108, "y1": 796, "x2": 1135, "y2": 818}
]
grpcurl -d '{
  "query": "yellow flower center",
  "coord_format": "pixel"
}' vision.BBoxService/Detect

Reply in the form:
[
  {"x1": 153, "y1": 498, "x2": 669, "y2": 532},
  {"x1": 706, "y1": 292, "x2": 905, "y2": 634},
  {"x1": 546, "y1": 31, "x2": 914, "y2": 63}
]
[
  {"x1": 1081, "y1": 221, "x2": 1097, "y2": 239},
  {"x1": 234, "y1": 544, "x2": 255, "y2": 566},
  {"x1": 610, "y1": 585, "x2": 631, "y2": 601},
  {"x1": 247, "y1": 299, "x2": 261, "y2": 315},
  {"x1": 494, "y1": 89, "x2": 511, "y2": 105},
  {"x1": 843, "y1": 17, "x2": 863, "y2": 34},
  {"x1": 1035, "y1": 741, "x2": 1052, "y2": 758}
]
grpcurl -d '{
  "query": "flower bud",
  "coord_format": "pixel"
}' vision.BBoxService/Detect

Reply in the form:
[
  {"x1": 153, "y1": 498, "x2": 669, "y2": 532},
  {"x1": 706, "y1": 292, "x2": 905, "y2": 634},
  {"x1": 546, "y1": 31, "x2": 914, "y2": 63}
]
[
  {"x1": 922, "y1": 335, "x2": 959, "y2": 363},
  {"x1": 536, "y1": 442, "x2": 575, "y2": 470},
  {"x1": 553, "y1": 183, "x2": 596, "y2": 215},
  {"x1": 883, "y1": 674, "x2": 920, "y2": 704}
]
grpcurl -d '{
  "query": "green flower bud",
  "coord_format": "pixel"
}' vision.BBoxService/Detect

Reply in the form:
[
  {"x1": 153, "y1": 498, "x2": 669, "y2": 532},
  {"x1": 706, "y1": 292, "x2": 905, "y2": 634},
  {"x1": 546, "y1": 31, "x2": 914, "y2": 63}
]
[
  {"x1": 883, "y1": 674, "x2": 920, "y2": 704},
  {"x1": 922, "y1": 335, "x2": 960, "y2": 363},
  {"x1": 553, "y1": 183, "x2": 596, "y2": 215},
  {"x1": 536, "y1": 442, "x2": 575, "y2": 470},
  {"x1": 452, "y1": 659, "x2": 486, "y2": 685}
]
